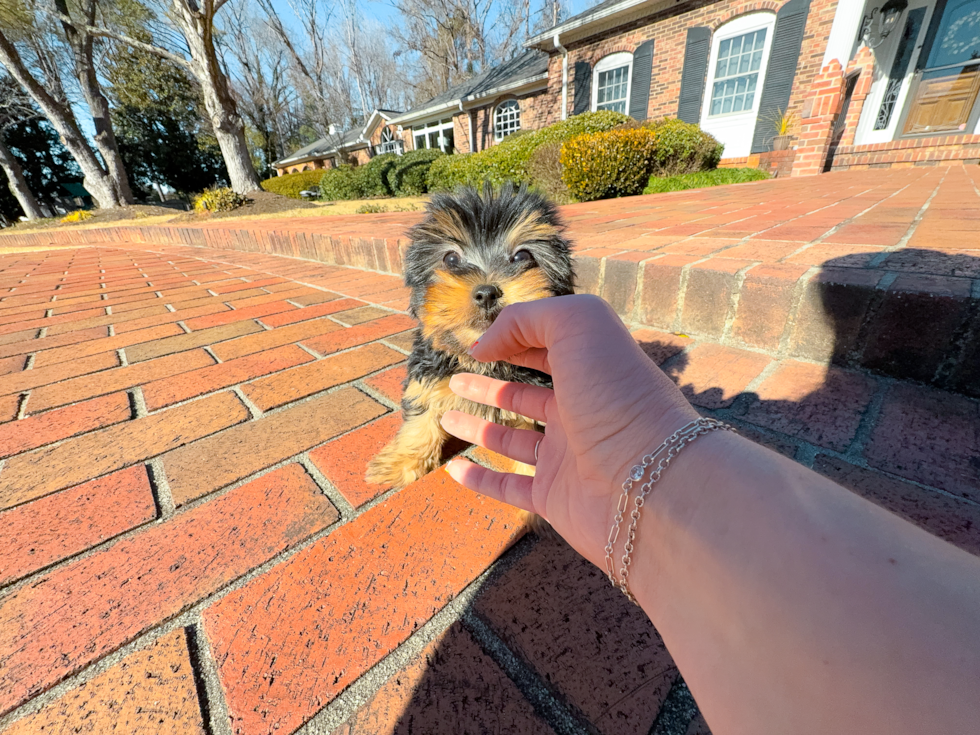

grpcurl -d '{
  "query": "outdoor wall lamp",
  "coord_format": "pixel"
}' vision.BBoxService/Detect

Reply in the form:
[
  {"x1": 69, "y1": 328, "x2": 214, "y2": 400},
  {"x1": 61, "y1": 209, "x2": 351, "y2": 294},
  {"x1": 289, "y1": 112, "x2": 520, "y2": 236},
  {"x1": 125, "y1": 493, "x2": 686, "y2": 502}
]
[{"x1": 862, "y1": 0, "x2": 909, "y2": 48}]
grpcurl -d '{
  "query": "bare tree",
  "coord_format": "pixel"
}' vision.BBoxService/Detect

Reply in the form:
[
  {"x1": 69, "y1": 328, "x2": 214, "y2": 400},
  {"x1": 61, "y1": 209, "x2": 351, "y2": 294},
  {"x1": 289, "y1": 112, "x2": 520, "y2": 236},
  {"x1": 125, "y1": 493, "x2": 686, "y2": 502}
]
[
  {"x1": 86, "y1": 0, "x2": 262, "y2": 193},
  {"x1": 389, "y1": 0, "x2": 534, "y2": 100},
  {"x1": 255, "y1": 0, "x2": 335, "y2": 137},
  {"x1": 219, "y1": 1, "x2": 297, "y2": 173},
  {"x1": 52, "y1": 0, "x2": 134, "y2": 204},
  {"x1": 0, "y1": 75, "x2": 44, "y2": 220},
  {"x1": 0, "y1": 24, "x2": 124, "y2": 209}
]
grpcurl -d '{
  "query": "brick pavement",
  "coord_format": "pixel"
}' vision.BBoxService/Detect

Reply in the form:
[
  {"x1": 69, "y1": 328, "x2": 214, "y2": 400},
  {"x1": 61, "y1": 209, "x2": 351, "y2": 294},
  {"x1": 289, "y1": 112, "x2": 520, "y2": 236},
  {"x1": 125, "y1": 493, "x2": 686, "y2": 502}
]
[{"x1": 0, "y1": 168, "x2": 979, "y2": 734}]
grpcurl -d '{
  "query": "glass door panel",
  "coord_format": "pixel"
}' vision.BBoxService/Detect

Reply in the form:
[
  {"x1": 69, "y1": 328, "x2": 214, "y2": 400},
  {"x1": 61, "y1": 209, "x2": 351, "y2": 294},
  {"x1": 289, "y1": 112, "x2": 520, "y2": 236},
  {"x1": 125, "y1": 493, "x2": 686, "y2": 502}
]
[{"x1": 902, "y1": 0, "x2": 980, "y2": 135}]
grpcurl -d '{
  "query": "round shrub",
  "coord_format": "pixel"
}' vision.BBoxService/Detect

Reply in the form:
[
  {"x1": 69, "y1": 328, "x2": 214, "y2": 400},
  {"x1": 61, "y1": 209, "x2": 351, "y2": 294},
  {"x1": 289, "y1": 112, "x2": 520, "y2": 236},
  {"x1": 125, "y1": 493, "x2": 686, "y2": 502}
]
[
  {"x1": 318, "y1": 166, "x2": 362, "y2": 201},
  {"x1": 193, "y1": 186, "x2": 247, "y2": 213},
  {"x1": 260, "y1": 170, "x2": 323, "y2": 199},
  {"x1": 427, "y1": 110, "x2": 631, "y2": 192},
  {"x1": 387, "y1": 149, "x2": 444, "y2": 195},
  {"x1": 355, "y1": 153, "x2": 400, "y2": 198},
  {"x1": 528, "y1": 142, "x2": 571, "y2": 204},
  {"x1": 646, "y1": 118, "x2": 724, "y2": 176},
  {"x1": 560, "y1": 128, "x2": 658, "y2": 202}
]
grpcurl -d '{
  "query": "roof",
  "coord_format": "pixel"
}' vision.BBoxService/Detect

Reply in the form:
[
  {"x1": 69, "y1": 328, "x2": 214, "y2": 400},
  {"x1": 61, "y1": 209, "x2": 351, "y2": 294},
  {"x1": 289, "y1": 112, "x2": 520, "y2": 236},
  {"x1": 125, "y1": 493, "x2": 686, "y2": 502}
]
[
  {"x1": 60, "y1": 182, "x2": 91, "y2": 198},
  {"x1": 389, "y1": 49, "x2": 549, "y2": 125},
  {"x1": 273, "y1": 126, "x2": 369, "y2": 168},
  {"x1": 525, "y1": 0, "x2": 681, "y2": 48}
]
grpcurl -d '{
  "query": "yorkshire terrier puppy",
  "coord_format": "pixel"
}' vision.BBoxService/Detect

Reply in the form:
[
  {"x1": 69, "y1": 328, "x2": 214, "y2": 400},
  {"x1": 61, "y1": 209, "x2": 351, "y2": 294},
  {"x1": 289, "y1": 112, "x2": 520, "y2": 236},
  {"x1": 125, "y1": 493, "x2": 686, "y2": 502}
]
[{"x1": 366, "y1": 183, "x2": 574, "y2": 490}]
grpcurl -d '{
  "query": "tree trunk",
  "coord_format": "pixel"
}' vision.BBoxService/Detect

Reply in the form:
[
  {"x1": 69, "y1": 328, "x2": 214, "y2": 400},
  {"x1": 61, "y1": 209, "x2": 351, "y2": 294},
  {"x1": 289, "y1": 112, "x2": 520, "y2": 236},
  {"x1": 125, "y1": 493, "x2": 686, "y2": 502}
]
[
  {"x1": 54, "y1": 0, "x2": 134, "y2": 204},
  {"x1": 171, "y1": 1, "x2": 261, "y2": 194},
  {"x1": 0, "y1": 136, "x2": 44, "y2": 220},
  {"x1": 0, "y1": 31, "x2": 122, "y2": 209}
]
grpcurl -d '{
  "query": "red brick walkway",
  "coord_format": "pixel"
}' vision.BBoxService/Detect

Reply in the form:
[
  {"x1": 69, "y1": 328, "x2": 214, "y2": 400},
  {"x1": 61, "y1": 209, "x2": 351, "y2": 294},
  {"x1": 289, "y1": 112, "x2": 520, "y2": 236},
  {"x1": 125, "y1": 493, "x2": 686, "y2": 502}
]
[{"x1": 1, "y1": 170, "x2": 979, "y2": 733}]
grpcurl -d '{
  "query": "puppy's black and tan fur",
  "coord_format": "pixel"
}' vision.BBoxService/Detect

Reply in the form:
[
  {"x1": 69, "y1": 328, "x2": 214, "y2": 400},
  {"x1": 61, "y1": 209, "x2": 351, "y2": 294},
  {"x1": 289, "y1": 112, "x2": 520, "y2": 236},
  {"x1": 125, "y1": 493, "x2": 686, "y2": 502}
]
[{"x1": 366, "y1": 183, "x2": 574, "y2": 489}]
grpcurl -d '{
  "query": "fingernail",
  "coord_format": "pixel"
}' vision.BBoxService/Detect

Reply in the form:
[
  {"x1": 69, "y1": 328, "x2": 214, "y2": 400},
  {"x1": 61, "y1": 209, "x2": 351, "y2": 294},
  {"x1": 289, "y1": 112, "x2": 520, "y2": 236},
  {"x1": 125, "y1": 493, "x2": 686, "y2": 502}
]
[{"x1": 468, "y1": 340, "x2": 479, "y2": 354}]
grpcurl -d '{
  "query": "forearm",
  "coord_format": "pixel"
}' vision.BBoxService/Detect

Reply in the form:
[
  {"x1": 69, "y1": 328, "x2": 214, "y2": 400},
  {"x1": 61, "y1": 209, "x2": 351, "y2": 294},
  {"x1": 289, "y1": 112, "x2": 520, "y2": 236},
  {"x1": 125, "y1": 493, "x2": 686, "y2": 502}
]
[{"x1": 631, "y1": 431, "x2": 980, "y2": 735}]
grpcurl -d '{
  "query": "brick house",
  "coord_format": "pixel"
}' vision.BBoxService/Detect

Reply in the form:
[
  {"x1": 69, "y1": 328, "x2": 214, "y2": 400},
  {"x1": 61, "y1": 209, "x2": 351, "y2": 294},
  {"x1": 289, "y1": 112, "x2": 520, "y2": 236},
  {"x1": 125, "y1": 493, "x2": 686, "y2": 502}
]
[
  {"x1": 272, "y1": 110, "x2": 402, "y2": 175},
  {"x1": 275, "y1": 0, "x2": 980, "y2": 177}
]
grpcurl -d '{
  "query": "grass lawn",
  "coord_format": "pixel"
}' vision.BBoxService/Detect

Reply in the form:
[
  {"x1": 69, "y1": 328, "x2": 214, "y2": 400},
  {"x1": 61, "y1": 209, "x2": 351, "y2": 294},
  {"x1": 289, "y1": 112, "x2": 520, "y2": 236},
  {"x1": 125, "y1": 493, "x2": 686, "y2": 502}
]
[{"x1": 644, "y1": 167, "x2": 770, "y2": 195}]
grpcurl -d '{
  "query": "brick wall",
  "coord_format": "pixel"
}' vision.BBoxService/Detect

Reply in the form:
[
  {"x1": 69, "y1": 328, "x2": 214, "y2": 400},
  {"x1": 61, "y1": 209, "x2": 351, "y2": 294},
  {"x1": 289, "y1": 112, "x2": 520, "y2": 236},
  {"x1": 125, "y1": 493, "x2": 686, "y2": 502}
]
[
  {"x1": 464, "y1": 88, "x2": 556, "y2": 152},
  {"x1": 555, "y1": 0, "x2": 839, "y2": 123}
]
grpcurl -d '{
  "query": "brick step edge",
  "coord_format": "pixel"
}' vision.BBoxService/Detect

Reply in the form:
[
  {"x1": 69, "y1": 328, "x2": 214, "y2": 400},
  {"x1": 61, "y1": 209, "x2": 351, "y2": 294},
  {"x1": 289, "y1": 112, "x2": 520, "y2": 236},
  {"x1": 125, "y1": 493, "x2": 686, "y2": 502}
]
[{"x1": 3, "y1": 224, "x2": 977, "y2": 397}]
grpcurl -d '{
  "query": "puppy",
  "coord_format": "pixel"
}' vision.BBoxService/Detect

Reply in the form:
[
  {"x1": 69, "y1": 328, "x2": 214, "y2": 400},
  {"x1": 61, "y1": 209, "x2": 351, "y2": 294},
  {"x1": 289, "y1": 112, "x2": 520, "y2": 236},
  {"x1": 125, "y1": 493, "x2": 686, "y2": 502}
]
[{"x1": 365, "y1": 183, "x2": 574, "y2": 490}]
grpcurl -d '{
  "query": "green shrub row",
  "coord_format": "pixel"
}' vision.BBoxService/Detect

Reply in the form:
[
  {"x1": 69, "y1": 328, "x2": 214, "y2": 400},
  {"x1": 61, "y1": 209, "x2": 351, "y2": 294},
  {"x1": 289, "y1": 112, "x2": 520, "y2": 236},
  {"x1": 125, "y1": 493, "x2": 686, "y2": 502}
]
[
  {"x1": 642, "y1": 167, "x2": 770, "y2": 195},
  {"x1": 260, "y1": 170, "x2": 323, "y2": 199},
  {"x1": 318, "y1": 149, "x2": 445, "y2": 201},
  {"x1": 426, "y1": 110, "x2": 632, "y2": 191}
]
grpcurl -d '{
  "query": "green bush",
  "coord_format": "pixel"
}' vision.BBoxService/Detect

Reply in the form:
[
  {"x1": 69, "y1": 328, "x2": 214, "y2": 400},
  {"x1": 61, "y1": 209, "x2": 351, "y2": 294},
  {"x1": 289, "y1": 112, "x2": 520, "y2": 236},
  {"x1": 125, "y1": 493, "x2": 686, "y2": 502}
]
[
  {"x1": 193, "y1": 186, "x2": 247, "y2": 213},
  {"x1": 427, "y1": 110, "x2": 631, "y2": 191},
  {"x1": 355, "y1": 153, "x2": 400, "y2": 198},
  {"x1": 387, "y1": 148, "x2": 444, "y2": 196},
  {"x1": 318, "y1": 165, "x2": 362, "y2": 201},
  {"x1": 260, "y1": 170, "x2": 323, "y2": 199},
  {"x1": 646, "y1": 118, "x2": 724, "y2": 175},
  {"x1": 560, "y1": 128, "x2": 659, "y2": 202},
  {"x1": 643, "y1": 167, "x2": 770, "y2": 195},
  {"x1": 528, "y1": 142, "x2": 571, "y2": 204}
]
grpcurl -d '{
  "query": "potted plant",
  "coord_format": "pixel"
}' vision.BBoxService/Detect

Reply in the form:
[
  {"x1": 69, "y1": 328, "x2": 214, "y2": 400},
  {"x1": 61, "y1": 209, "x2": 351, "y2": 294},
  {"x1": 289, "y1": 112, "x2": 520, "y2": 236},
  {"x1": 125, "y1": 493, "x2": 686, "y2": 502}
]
[{"x1": 769, "y1": 109, "x2": 798, "y2": 151}]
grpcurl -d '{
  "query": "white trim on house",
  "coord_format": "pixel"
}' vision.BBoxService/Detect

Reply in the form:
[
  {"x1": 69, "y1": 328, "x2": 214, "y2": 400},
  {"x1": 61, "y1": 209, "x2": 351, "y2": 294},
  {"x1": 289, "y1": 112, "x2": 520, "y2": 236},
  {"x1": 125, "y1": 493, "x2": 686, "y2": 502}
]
[
  {"x1": 525, "y1": 0, "x2": 681, "y2": 48},
  {"x1": 464, "y1": 73, "x2": 549, "y2": 103}
]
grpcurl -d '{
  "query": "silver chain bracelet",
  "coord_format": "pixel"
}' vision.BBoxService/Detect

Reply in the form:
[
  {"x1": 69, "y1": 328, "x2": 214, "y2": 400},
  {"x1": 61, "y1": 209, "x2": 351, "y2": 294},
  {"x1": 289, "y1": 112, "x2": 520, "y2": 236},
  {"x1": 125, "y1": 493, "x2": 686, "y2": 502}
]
[{"x1": 604, "y1": 417, "x2": 735, "y2": 604}]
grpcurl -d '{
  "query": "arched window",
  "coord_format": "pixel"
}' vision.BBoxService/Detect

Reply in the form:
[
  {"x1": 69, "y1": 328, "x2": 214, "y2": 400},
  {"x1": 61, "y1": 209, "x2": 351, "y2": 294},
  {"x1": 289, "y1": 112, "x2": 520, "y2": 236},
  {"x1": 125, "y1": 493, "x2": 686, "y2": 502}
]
[
  {"x1": 592, "y1": 52, "x2": 633, "y2": 114},
  {"x1": 494, "y1": 99, "x2": 521, "y2": 141},
  {"x1": 378, "y1": 127, "x2": 402, "y2": 154}
]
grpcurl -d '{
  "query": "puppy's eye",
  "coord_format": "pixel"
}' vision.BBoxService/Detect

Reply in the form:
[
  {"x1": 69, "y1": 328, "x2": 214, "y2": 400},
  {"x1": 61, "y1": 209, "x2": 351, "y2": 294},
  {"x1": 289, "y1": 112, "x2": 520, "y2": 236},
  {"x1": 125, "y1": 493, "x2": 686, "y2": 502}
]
[
  {"x1": 443, "y1": 252, "x2": 461, "y2": 268},
  {"x1": 511, "y1": 249, "x2": 534, "y2": 264}
]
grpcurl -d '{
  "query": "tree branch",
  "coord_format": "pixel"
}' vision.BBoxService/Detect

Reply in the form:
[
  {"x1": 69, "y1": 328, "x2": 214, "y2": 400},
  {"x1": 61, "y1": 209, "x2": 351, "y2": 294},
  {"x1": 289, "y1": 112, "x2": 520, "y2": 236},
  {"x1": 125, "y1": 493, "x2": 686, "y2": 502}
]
[{"x1": 83, "y1": 24, "x2": 193, "y2": 69}]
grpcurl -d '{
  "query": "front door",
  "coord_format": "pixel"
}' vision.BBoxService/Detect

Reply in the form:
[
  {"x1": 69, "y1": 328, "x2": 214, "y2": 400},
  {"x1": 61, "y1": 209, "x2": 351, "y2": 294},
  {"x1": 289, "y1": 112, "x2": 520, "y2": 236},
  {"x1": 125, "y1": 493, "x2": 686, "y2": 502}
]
[
  {"x1": 855, "y1": 0, "x2": 934, "y2": 145},
  {"x1": 900, "y1": 0, "x2": 980, "y2": 135}
]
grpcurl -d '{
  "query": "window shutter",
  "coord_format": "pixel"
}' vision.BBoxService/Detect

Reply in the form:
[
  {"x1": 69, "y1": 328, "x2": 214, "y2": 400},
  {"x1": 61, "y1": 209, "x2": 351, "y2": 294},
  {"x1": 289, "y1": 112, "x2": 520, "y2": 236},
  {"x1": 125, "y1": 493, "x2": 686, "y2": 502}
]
[
  {"x1": 677, "y1": 27, "x2": 711, "y2": 124},
  {"x1": 573, "y1": 60, "x2": 592, "y2": 115},
  {"x1": 629, "y1": 40, "x2": 655, "y2": 120},
  {"x1": 751, "y1": 0, "x2": 812, "y2": 153}
]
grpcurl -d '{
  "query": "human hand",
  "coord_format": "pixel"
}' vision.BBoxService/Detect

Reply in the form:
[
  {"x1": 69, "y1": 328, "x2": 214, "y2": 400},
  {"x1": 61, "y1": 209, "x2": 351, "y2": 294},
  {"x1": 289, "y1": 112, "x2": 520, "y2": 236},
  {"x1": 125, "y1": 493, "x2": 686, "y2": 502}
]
[{"x1": 440, "y1": 294, "x2": 698, "y2": 568}]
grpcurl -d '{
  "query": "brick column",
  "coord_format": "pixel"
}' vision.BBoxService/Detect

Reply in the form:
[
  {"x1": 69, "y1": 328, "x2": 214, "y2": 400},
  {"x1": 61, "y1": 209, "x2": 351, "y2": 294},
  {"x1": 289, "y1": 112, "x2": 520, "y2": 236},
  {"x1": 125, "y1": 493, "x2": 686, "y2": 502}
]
[{"x1": 790, "y1": 60, "x2": 846, "y2": 177}]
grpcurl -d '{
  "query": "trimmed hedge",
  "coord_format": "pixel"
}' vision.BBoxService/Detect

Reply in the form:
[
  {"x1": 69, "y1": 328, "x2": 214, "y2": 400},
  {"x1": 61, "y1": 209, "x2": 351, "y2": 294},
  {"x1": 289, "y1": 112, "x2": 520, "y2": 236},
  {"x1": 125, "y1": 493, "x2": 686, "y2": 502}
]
[
  {"x1": 643, "y1": 167, "x2": 770, "y2": 195},
  {"x1": 647, "y1": 118, "x2": 724, "y2": 175},
  {"x1": 356, "y1": 152, "x2": 400, "y2": 198},
  {"x1": 561, "y1": 128, "x2": 659, "y2": 202},
  {"x1": 318, "y1": 165, "x2": 361, "y2": 201},
  {"x1": 427, "y1": 110, "x2": 631, "y2": 191},
  {"x1": 260, "y1": 170, "x2": 323, "y2": 199},
  {"x1": 387, "y1": 148, "x2": 444, "y2": 196}
]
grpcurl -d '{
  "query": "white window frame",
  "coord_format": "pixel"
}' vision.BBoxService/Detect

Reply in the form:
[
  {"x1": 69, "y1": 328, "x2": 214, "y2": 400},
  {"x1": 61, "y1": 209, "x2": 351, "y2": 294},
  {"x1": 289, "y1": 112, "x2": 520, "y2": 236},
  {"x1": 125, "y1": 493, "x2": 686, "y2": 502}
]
[
  {"x1": 494, "y1": 99, "x2": 522, "y2": 142},
  {"x1": 377, "y1": 127, "x2": 403, "y2": 154},
  {"x1": 412, "y1": 118, "x2": 455, "y2": 153},
  {"x1": 591, "y1": 52, "x2": 633, "y2": 114},
  {"x1": 702, "y1": 13, "x2": 776, "y2": 120}
]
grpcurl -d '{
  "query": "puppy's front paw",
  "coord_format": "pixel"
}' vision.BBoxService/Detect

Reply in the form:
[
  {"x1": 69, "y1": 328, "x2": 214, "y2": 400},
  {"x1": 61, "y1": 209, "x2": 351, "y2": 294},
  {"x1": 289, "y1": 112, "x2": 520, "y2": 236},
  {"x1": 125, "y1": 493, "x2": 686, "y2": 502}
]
[{"x1": 365, "y1": 442, "x2": 440, "y2": 489}]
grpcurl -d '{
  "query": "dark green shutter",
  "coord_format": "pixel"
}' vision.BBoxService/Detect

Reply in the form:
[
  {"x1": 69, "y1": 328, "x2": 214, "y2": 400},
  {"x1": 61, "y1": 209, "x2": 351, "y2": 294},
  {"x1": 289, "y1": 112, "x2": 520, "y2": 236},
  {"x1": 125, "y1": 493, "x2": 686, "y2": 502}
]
[
  {"x1": 677, "y1": 27, "x2": 711, "y2": 124},
  {"x1": 629, "y1": 40, "x2": 655, "y2": 120},
  {"x1": 573, "y1": 60, "x2": 592, "y2": 115},
  {"x1": 751, "y1": 0, "x2": 812, "y2": 153}
]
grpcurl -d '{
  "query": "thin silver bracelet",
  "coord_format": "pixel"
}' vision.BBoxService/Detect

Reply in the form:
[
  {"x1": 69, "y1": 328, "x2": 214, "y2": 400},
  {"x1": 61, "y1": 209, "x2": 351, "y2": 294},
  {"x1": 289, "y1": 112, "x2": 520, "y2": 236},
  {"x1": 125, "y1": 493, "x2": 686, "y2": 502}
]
[{"x1": 605, "y1": 417, "x2": 734, "y2": 604}]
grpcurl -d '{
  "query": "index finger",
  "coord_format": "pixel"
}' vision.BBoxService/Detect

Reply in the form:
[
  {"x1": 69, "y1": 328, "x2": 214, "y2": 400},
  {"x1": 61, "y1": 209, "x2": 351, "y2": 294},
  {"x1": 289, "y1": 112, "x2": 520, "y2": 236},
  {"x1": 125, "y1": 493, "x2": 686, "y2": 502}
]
[{"x1": 469, "y1": 294, "x2": 611, "y2": 367}]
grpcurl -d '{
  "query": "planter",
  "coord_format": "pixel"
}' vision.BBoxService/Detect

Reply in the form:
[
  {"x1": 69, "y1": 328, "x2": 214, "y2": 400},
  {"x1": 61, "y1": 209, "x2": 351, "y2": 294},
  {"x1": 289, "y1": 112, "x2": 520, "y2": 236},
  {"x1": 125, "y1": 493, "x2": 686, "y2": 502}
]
[{"x1": 772, "y1": 134, "x2": 794, "y2": 151}]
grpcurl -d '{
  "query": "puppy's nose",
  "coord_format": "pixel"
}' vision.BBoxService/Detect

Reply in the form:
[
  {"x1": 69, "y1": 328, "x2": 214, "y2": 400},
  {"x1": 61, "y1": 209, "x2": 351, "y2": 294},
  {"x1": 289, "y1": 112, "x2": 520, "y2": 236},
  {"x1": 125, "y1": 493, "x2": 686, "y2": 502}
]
[{"x1": 472, "y1": 284, "x2": 502, "y2": 310}]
